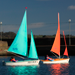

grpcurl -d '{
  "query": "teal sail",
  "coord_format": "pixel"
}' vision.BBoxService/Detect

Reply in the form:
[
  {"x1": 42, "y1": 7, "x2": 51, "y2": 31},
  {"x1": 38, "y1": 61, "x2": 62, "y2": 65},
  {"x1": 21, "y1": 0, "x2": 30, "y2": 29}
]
[
  {"x1": 28, "y1": 31, "x2": 38, "y2": 59},
  {"x1": 8, "y1": 10, "x2": 28, "y2": 56}
]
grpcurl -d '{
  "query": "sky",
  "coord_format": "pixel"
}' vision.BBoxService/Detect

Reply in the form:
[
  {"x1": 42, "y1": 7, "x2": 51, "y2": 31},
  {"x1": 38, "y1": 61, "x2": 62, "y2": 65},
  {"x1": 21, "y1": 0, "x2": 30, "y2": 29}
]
[{"x1": 0, "y1": 0, "x2": 75, "y2": 35}]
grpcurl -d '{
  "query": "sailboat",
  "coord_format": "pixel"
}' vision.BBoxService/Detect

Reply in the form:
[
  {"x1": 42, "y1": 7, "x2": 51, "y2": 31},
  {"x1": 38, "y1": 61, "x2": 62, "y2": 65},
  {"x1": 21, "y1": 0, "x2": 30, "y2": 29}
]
[
  {"x1": 4, "y1": 8, "x2": 40, "y2": 66},
  {"x1": 42, "y1": 13, "x2": 70, "y2": 64}
]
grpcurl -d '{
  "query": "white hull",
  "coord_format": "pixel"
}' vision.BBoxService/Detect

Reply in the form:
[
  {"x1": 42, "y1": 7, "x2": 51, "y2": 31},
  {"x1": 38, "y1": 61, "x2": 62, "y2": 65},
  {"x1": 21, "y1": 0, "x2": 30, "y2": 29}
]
[
  {"x1": 42, "y1": 58, "x2": 70, "y2": 64},
  {"x1": 4, "y1": 60, "x2": 40, "y2": 66}
]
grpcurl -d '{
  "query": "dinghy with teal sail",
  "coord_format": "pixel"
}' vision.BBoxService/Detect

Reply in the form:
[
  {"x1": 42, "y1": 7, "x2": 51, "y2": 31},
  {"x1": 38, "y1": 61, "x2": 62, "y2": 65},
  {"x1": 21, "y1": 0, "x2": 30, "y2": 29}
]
[{"x1": 5, "y1": 8, "x2": 40, "y2": 66}]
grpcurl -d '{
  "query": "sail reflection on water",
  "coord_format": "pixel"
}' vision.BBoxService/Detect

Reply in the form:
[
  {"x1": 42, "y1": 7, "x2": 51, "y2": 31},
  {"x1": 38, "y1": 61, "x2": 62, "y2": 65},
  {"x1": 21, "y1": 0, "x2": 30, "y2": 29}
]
[
  {"x1": 7, "y1": 65, "x2": 39, "y2": 75},
  {"x1": 47, "y1": 64, "x2": 69, "y2": 75}
]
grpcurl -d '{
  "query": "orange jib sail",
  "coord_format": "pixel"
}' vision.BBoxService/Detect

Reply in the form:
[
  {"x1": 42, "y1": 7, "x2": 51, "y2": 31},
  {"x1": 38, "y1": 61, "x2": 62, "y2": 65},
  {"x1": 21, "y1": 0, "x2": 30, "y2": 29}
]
[
  {"x1": 50, "y1": 13, "x2": 60, "y2": 56},
  {"x1": 64, "y1": 47, "x2": 69, "y2": 57},
  {"x1": 63, "y1": 31, "x2": 69, "y2": 57}
]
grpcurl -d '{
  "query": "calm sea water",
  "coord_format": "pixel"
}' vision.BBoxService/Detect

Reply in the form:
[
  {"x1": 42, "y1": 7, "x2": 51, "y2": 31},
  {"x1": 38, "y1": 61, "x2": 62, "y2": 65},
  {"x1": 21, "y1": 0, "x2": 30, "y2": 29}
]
[{"x1": 0, "y1": 56, "x2": 75, "y2": 75}]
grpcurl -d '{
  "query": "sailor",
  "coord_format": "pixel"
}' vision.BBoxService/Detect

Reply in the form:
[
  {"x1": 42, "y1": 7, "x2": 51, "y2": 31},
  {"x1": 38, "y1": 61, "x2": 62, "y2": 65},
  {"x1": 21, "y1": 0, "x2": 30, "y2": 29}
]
[
  {"x1": 46, "y1": 55, "x2": 54, "y2": 61},
  {"x1": 10, "y1": 57, "x2": 18, "y2": 62}
]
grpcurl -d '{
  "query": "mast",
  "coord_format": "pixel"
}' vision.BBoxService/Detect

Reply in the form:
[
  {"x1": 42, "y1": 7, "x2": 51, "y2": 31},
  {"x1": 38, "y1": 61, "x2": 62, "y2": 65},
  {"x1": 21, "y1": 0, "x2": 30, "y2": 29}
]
[
  {"x1": 25, "y1": 7, "x2": 28, "y2": 56},
  {"x1": 58, "y1": 13, "x2": 60, "y2": 59}
]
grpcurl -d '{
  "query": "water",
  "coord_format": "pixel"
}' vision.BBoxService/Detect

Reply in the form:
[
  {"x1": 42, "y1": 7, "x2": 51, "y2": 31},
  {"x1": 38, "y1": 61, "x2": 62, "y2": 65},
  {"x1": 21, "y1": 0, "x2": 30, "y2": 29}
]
[{"x1": 0, "y1": 56, "x2": 75, "y2": 75}]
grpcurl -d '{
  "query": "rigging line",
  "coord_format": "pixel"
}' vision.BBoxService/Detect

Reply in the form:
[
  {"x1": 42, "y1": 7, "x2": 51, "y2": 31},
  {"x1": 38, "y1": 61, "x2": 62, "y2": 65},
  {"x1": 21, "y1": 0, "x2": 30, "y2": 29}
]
[
  {"x1": 50, "y1": 51, "x2": 59, "y2": 58},
  {"x1": 2, "y1": 22, "x2": 75, "y2": 25},
  {"x1": 5, "y1": 50, "x2": 25, "y2": 59}
]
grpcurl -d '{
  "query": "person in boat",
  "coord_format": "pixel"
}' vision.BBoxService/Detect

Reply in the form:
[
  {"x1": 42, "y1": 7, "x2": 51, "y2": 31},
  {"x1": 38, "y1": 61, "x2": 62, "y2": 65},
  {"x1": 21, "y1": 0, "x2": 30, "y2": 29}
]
[
  {"x1": 10, "y1": 57, "x2": 18, "y2": 62},
  {"x1": 46, "y1": 55, "x2": 54, "y2": 61}
]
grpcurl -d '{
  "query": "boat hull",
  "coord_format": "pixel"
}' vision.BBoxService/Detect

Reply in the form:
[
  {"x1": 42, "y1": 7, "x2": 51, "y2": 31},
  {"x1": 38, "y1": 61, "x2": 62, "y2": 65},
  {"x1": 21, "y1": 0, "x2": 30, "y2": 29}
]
[
  {"x1": 41, "y1": 58, "x2": 70, "y2": 64},
  {"x1": 4, "y1": 60, "x2": 40, "y2": 66}
]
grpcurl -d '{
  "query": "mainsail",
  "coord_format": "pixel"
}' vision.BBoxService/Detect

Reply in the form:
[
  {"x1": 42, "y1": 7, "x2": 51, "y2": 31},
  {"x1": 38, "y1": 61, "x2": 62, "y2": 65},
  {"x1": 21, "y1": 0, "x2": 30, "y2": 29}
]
[
  {"x1": 8, "y1": 10, "x2": 28, "y2": 56},
  {"x1": 28, "y1": 31, "x2": 38, "y2": 59},
  {"x1": 50, "y1": 12, "x2": 60, "y2": 56}
]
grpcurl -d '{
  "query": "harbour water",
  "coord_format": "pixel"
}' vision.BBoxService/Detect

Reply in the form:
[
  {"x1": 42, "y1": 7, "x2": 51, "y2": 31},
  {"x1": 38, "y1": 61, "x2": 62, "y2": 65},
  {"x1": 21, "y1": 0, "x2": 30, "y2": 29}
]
[{"x1": 0, "y1": 56, "x2": 75, "y2": 75}]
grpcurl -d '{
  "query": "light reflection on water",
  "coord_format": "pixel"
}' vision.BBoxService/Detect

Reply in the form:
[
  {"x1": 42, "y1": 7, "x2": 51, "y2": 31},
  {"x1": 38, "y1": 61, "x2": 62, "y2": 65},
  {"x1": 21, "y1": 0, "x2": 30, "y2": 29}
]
[
  {"x1": 47, "y1": 64, "x2": 69, "y2": 75},
  {"x1": 7, "y1": 66, "x2": 39, "y2": 75}
]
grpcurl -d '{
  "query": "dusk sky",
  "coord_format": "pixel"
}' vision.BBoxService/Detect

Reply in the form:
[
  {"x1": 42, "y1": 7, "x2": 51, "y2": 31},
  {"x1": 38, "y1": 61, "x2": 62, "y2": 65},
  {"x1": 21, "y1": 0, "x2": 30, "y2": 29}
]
[{"x1": 0, "y1": 0, "x2": 75, "y2": 35}]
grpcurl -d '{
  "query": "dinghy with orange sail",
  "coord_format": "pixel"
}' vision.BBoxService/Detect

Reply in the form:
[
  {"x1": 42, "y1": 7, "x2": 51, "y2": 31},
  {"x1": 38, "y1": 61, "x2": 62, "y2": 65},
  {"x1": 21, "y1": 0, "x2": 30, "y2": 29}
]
[{"x1": 42, "y1": 13, "x2": 70, "y2": 64}]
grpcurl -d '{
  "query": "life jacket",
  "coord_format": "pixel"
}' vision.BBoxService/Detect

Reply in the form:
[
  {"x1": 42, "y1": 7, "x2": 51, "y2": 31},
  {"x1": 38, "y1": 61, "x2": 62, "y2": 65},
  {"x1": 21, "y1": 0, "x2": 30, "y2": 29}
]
[
  {"x1": 10, "y1": 58, "x2": 16, "y2": 62},
  {"x1": 46, "y1": 56, "x2": 52, "y2": 60}
]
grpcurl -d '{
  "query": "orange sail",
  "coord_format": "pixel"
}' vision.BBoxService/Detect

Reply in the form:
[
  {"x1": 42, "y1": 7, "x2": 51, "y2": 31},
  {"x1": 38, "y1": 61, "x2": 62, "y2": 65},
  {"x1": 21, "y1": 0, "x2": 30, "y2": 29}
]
[
  {"x1": 63, "y1": 31, "x2": 69, "y2": 57},
  {"x1": 64, "y1": 47, "x2": 69, "y2": 57},
  {"x1": 50, "y1": 13, "x2": 60, "y2": 56}
]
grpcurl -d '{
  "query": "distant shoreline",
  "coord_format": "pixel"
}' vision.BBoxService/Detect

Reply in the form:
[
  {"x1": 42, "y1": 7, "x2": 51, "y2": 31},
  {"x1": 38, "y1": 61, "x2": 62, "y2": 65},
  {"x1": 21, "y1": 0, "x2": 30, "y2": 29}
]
[{"x1": 0, "y1": 45, "x2": 75, "y2": 56}]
